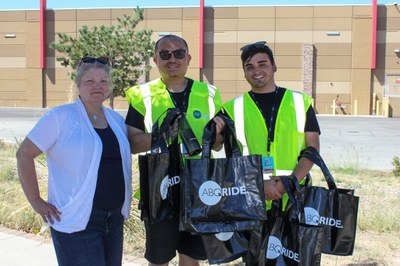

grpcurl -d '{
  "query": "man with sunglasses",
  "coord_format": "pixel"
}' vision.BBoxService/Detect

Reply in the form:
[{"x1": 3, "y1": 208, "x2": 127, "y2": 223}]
[
  {"x1": 223, "y1": 41, "x2": 321, "y2": 210},
  {"x1": 125, "y1": 35, "x2": 224, "y2": 266}
]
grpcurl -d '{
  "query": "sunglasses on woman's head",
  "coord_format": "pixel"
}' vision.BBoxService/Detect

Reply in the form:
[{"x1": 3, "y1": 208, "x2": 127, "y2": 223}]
[
  {"x1": 240, "y1": 41, "x2": 267, "y2": 53},
  {"x1": 157, "y1": 49, "x2": 187, "y2": 60},
  {"x1": 79, "y1": 57, "x2": 110, "y2": 65}
]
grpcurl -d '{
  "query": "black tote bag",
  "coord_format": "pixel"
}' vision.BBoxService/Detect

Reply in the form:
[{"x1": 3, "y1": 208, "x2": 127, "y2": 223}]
[
  {"x1": 202, "y1": 231, "x2": 250, "y2": 265},
  {"x1": 138, "y1": 108, "x2": 181, "y2": 224},
  {"x1": 180, "y1": 115, "x2": 267, "y2": 233},
  {"x1": 258, "y1": 176, "x2": 324, "y2": 266},
  {"x1": 294, "y1": 146, "x2": 359, "y2": 256},
  {"x1": 260, "y1": 216, "x2": 323, "y2": 266}
]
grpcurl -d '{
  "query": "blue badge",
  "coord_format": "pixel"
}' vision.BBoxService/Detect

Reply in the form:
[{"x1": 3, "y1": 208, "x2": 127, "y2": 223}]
[
  {"x1": 193, "y1": 110, "x2": 202, "y2": 119},
  {"x1": 262, "y1": 156, "x2": 274, "y2": 180}
]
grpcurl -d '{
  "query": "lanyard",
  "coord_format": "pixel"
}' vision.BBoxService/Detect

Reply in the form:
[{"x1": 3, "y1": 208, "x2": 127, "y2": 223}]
[
  {"x1": 249, "y1": 86, "x2": 279, "y2": 155},
  {"x1": 169, "y1": 87, "x2": 188, "y2": 112}
]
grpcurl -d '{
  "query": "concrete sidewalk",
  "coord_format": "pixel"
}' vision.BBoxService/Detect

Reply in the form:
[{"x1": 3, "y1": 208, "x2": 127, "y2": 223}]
[{"x1": 0, "y1": 227, "x2": 147, "y2": 266}]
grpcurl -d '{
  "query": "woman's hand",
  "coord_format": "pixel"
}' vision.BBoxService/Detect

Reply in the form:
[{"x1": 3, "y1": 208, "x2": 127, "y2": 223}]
[{"x1": 31, "y1": 197, "x2": 62, "y2": 225}]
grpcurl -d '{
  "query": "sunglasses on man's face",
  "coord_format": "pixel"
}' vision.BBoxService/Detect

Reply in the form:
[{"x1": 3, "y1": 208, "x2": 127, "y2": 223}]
[
  {"x1": 240, "y1": 41, "x2": 267, "y2": 53},
  {"x1": 157, "y1": 49, "x2": 187, "y2": 60},
  {"x1": 79, "y1": 56, "x2": 110, "y2": 66}
]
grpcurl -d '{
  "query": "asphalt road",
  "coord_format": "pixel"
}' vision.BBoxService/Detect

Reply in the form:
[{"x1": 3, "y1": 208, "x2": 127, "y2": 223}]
[
  {"x1": 317, "y1": 115, "x2": 400, "y2": 170},
  {"x1": 1, "y1": 107, "x2": 399, "y2": 170}
]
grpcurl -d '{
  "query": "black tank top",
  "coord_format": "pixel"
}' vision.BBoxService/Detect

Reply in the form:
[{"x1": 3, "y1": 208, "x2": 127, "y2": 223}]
[{"x1": 93, "y1": 125, "x2": 125, "y2": 211}]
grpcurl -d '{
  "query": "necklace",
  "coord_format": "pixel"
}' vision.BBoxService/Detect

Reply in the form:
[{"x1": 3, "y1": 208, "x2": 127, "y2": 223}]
[
  {"x1": 84, "y1": 104, "x2": 102, "y2": 121},
  {"x1": 88, "y1": 111, "x2": 101, "y2": 121}
]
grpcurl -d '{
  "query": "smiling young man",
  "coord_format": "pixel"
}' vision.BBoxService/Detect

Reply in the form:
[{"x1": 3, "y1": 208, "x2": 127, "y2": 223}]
[
  {"x1": 222, "y1": 41, "x2": 321, "y2": 209},
  {"x1": 125, "y1": 35, "x2": 224, "y2": 266}
]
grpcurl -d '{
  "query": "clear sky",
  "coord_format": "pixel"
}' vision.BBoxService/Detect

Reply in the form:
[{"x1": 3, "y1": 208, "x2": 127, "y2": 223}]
[{"x1": 0, "y1": 0, "x2": 396, "y2": 10}]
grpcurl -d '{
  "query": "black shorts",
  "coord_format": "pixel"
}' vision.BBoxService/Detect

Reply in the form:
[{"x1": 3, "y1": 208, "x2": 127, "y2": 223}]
[{"x1": 144, "y1": 216, "x2": 207, "y2": 264}]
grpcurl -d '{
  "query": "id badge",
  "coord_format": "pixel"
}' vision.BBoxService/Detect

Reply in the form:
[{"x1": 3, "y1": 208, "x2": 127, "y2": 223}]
[{"x1": 262, "y1": 156, "x2": 274, "y2": 180}]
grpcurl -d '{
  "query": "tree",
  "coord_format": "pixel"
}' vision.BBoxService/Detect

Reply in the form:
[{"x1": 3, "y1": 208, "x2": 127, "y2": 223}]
[{"x1": 50, "y1": 7, "x2": 154, "y2": 108}]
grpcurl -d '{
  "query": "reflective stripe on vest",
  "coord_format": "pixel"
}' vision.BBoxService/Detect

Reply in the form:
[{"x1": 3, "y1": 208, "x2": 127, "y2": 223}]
[
  {"x1": 233, "y1": 91, "x2": 306, "y2": 156},
  {"x1": 292, "y1": 91, "x2": 305, "y2": 133},
  {"x1": 208, "y1": 84, "x2": 217, "y2": 117},
  {"x1": 208, "y1": 84, "x2": 224, "y2": 158},
  {"x1": 233, "y1": 95, "x2": 249, "y2": 156},
  {"x1": 140, "y1": 83, "x2": 153, "y2": 133},
  {"x1": 275, "y1": 170, "x2": 292, "y2": 176}
]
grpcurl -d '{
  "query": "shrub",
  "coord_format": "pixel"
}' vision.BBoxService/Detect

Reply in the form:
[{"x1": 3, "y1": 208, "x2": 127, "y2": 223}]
[{"x1": 392, "y1": 156, "x2": 400, "y2": 176}]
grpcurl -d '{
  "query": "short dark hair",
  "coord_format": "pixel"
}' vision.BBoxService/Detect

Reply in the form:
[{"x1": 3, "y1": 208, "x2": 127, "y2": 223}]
[
  {"x1": 240, "y1": 41, "x2": 275, "y2": 68},
  {"x1": 154, "y1": 35, "x2": 189, "y2": 52}
]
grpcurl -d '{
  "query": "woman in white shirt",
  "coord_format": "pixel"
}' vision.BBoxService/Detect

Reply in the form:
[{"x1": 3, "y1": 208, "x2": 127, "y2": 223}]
[{"x1": 16, "y1": 57, "x2": 132, "y2": 266}]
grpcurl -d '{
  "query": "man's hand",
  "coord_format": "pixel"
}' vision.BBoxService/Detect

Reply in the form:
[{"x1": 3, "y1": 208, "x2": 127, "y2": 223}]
[
  {"x1": 212, "y1": 116, "x2": 226, "y2": 151},
  {"x1": 213, "y1": 116, "x2": 226, "y2": 135},
  {"x1": 271, "y1": 175, "x2": 286, "y2": 195},
  {"x1": 263, "y1": 179, "x2": 283, "y2": 200}
]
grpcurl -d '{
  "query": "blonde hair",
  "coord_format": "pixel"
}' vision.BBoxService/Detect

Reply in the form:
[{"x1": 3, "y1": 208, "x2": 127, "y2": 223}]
[{"x1": 76, "y1": 62, "x2": 112, "y2": 92}]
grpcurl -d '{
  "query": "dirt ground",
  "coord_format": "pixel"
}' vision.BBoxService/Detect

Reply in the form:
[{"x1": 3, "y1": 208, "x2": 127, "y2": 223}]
[{"x1": 320, "y1": 231, "x2": 400, "y2": 266}]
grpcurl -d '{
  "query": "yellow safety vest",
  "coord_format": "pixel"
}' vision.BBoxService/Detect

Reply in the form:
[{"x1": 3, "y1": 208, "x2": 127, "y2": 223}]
[
  {"x1": 126, "y1": 78, "x2": 222, "y2": 146},
  {"x1": 126, "y1": 78, "x2": 222, "y2": 200},
  {"x1": 223, "y1": 89, "x2": 312, "y2": 209}
]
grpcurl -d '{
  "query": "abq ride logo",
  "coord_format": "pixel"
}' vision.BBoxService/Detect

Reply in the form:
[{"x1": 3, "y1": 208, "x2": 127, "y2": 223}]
[
  {"x1": 198, "y1": 180, "x2": 247, "y2": 206},
  {"x1": 266, "y1": 236, "x2": 300, "y2": 262},
  {"x1": 215, "y1": 232, "x2": 234, "y2": 241},
  {"x1": 303, "y1": 207, "x2": 343, "y2": 228},
  {"x1": 160, "y1": 175, "x2": 180, "y2": 199}
]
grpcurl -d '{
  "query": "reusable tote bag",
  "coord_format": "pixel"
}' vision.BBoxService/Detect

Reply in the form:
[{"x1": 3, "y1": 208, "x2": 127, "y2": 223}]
[
  {"x1": 260, "y1": 216, "x2": 323, "y2": 266},
  {"x1": 180, "y1": 115, "x2": 267, "y2": 233},
  {"x1": 259, "y1": 176, "x2": 324, "y2": 266},
  {"x1": 294, "y1": 146, "x2": 359, "y2": 256},
  {"x1": 201, "y1": 231, "x2": 250, "y2": 265},
  {"x1": 138, "y1": 108, "x2": 181, "y2": 224}
]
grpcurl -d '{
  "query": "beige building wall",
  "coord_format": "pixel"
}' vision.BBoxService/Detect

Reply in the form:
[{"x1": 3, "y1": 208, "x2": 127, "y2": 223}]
[
  {"x1": 374, "y1": 5, "x2": 400, "y2": 117},
  {"x1": 0, "y1": 5, "x2": 399, "y2": 116}
]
